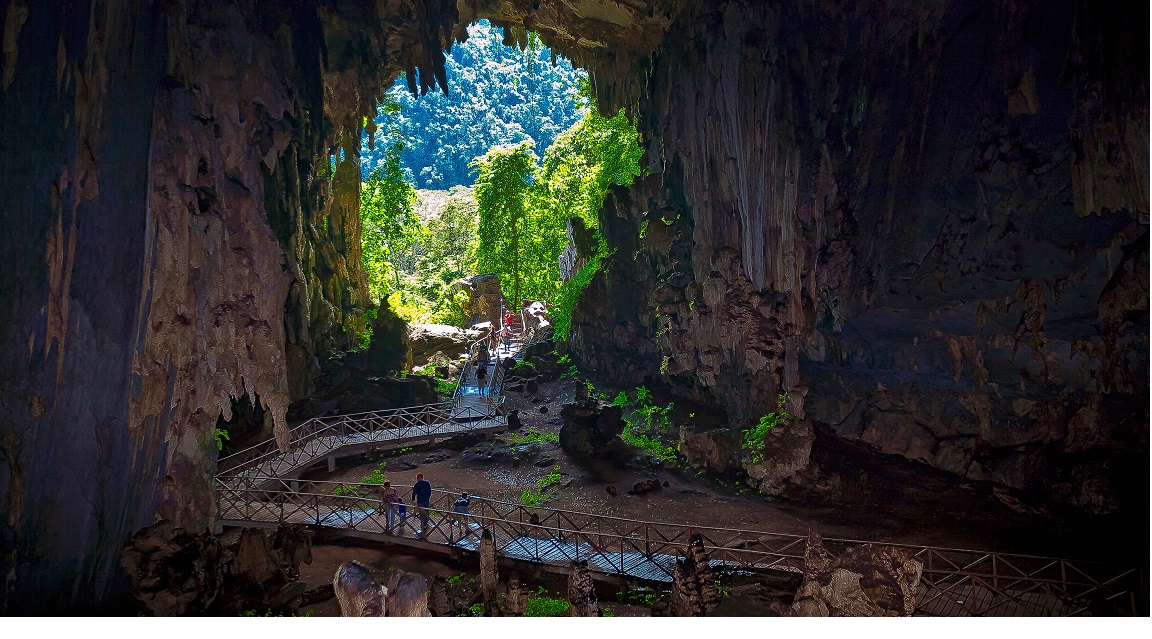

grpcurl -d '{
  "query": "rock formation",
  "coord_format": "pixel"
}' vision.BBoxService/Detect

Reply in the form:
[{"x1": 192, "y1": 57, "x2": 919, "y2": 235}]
[
  {"x1": 479, "y1": 528, "x2": 499, "y2": 615},
  {"x1": 453, "y1": 273, "x2": 505, "y2": 326},
  {"x1": 670, "y1": 534, "x2": 719, "y2": 616},
  {"x1": 774, "y1": 530, "x2": 922, "y2": 617},
  {"x1": 567, "y1": 0, "x2": 1149, "y2": 519},
  {"x1": 504, "y1": 574, "x2": 528, "y2": 616},
  {"x1": 334, "y1": 560, "x2": 386, "y2": 617},
  {"x1": 559, "y1": 399, "x2": 630, "y2": 460},
  {"x1": 120, "y1": 521, "x2": 229, "y2": 616},
  {"x1": 366, "y1": 297, "x2": 411, "y2": 374},
  {"x1": 384, "y1": 569, "x2": 431, "y2": 617},
  {"x1": 566, "y1": 560, "x2": 599, "y2": 617},
  {"x1": 0, "y1": 0, "x2": 1144, "y2": 614},
  {"x1": 409, "y1": 323, "x2": 485, "y2": 366}
]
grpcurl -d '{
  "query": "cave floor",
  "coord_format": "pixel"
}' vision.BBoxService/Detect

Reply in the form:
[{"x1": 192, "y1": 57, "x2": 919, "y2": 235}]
[{"x1": 304, "y1": 377, "x2": 1139, "y2": 574}]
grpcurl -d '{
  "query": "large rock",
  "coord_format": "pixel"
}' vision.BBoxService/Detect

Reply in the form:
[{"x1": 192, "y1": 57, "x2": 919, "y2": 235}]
[
  {"x1": 334, "y1": 560, "x2": 386, "y2": 617},
  {"x1": 409, "y1": 323, "x2": 485, "y2": 367},
  {"x1": 385, "y1": 569, "x2": 431, "y2": 617},
  {"x1": 774, "y1": 531, "x2": 922, "y2": 617},
  {"x1": 120, "y1": 521, "x2": 229, "y2": 616},
  {"x1": 366, "y1": 297, "x2": 410, "y2": 374},
  {"x1": 559, "y1": 400, "x2": 629, "y2": 460},
  {"x1": 453, "y1": 274, "x2": 505, "y2": 327}
]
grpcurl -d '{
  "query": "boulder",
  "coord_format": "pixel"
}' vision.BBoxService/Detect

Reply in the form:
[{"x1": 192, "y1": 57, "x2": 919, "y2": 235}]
[
  {"x1": 742, "y1": 420, "x2": 816, "y2": 494},
  {"x1": 559, "y1": 400, "x2": 630, "y2": 460},
  {"x1": 366, "y1": 297, "x2": 410, "y2": 374},
  {"x1": 453, "y1": 274, "x2": 505, "y2": 326},
  {"x1": 120, "y1": 520, "x2": 229, "y2": 616},
  {"x1": 629, "y1": 479, "x2": 662, "y2": 496},
  {"x1": 408, "y1": 323, "x2": 484, "y2": 367},
  {"x1": 334, "y1": 560, "x2": 386, "y2": 617},
  {"x1": 385, "y1": 569, "x2": 431, "y2": 617},
  {"x1": 773, "y1": 530, "x2": 922, "y2": 617}
]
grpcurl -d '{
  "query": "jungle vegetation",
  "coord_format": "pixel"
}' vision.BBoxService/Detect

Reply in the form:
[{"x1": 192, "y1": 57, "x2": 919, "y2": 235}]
[{"x1": 357, "y1": 22, "x2": 642, "y2": 333}]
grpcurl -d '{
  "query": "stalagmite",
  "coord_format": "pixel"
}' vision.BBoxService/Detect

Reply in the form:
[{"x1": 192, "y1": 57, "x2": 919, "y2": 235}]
[
  {"x1": 567, "y1": 560, "x2": 599, "y2": 617},
  {"x1": 333, "y1": 560, "x2": 386, "y2": 617},
  {"x1": 479, "y1": 528, "x2": 499, "y2": 615},
  {"x1": 670, "y1": 533, "x2": 719, "y2": 616},
  {"x1": 504, "y1": 574, "x2": 528, "y2": 617}
]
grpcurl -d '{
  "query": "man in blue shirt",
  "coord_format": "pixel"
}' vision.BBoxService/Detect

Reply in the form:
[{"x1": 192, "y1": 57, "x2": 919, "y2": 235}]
[{"x1": 412, "y1": 472, "x2": 432, "y2": 537}]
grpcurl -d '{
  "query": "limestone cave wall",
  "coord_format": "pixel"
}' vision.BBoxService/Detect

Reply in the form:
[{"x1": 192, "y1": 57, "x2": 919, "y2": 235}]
[
  {"x1": 570, "y1": 0, "x2": 1149, "y2": 516},
  {"x1": 0, "y1": 0, "x2": 459, "y2": 613}
]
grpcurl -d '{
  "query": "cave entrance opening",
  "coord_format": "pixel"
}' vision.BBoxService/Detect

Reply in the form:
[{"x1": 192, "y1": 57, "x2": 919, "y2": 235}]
[{"x1": 353, "y1": 19, "x2": 642, "y2": 338}]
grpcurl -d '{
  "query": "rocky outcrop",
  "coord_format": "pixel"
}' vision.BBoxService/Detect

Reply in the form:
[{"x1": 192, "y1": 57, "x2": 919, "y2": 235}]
[
  {"x1": 334, "y1": 560, "x2": 386, "y2": 617},
  {"x1": 453, "y1": 273, "x2": 505, "y2": 327},
  {"x1": 384, "y1": 569, "x2": 431, "y2": 617},
  {"x1": 566, "y1": 560, "x2": 599, "y2": 617},
  {"x1": 670, "y1": 534, "x2": 719, "y2": 617},
  {"x1": 120, "y1": 521, "x2": 229, "y2": 616},
  {"x1": 366, "y1": 297, "x2": 411, "y2": 374},
  {"x1": 480, "y1": 528, "x2": 499, "y2": 615},
  {"x1": 218, "y1": 527, "x2": 311, "y2": 615},
  {"x1": 409, "y1": 323, "x2": 485, "y2": 367},
  {"x1": 774, "y1": 531, "x2": 922, "y2": 617},
  {"x1": 568, "y1": 0, "x2": 1149, "y2": 519},
  {"x1": 559, "y1": 400, "x2": 629, "y2": 461}
]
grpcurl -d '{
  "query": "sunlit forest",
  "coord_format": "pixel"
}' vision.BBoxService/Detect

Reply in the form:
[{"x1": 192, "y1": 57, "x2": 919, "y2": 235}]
[{"x1": 358, "y1": 20, "x2": 642, "y2": 336}]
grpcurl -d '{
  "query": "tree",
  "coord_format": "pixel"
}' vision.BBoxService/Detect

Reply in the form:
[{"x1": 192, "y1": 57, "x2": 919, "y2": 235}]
[
  {"x1": 361, "y1": 20, "x2": 585, "y2": 190},
  {"x1": 472, "y1": 141, "x2": 537, "y2": 306},
  {"x1": 360, "y1": 127, "x2": 420, "y2": 302}
]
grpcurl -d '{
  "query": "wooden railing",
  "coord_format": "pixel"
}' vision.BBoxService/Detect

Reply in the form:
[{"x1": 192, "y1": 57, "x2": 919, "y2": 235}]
[
  {"x1": 213, "y1": 478, "x2": 1144, "y2": 616},
  {"x1": 217, "y1": 398, "x2": 505, "y2": 480}
]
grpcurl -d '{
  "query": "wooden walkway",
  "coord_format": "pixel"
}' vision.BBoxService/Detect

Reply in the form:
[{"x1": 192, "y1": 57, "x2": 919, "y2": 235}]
[{"x1": 214, "y1": 312, "x2": 1144, "y2": 616}]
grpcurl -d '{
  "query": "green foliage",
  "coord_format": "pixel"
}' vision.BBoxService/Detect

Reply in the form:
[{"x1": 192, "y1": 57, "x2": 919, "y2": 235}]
[
  {"x1": 469, "y1": 85, "x2": 641, "y2": 310},
  {"x1": 741, "y1": 394, "x2": 789, "y2": 465},
  {"x1": 524, "y1": 596, "x2": 570, "y2": 617},
  {"x1": 332, "y1": 462, "x2": 387, "y2": 496},
  {"x1": 473, "y1": 141, "x2": 537, "y2": 305},
  {"x1": 356, "y1": 308, "x2": 377, "y2": 349},
  {"x1": 447, "y1": 572, "x2": 469, "y2": 586},
  {"x1": 510, "y1": 427, "x2": 558, "y2": 445},
  {"x1": 615, "y1": 387, "x2": 677, "y2": 462},
  {"x1": 213, "y1": 428, "x2": 230, "y2": 451},
  {"x1": 363, "y1": 20, "x2": 585, "y2": 190},
  {"x1": 415, "y1": 365, "x2": 457, "y2": 398},
  {"x1": 467, "y1": 602, "x2": 485, "y2": 617},
  {"x1": 537, "y1": 466, "x2": 562, "y2": 489},
  {"x1": 520, "y1": 488, "x2": 542, "y2": 505},
  {"x1": 360, "y1": 122, "x2": 421, "y2": 304}
]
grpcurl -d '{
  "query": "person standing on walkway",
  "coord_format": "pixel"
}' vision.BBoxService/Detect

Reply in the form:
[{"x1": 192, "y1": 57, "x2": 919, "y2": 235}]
[
  {"x1": 379, "y1": 481, "x2": 400, "y2": 532},
  {"x1": 412, "y1": 472, "x2": 433, "y2": 537},
  {"x1": 452, "y1": 492, "x2": 473, "y2": 538}
]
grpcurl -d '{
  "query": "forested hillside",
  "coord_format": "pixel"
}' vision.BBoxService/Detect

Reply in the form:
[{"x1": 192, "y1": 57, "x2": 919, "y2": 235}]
[{"x1": 361, "y1": 20, "x2": 586, "y2": 189}]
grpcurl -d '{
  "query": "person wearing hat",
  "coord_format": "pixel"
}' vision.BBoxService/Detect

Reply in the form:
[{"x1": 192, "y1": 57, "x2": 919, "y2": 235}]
[{"x1": 411, "y1": 472, "x2": 432, "y2": 537}]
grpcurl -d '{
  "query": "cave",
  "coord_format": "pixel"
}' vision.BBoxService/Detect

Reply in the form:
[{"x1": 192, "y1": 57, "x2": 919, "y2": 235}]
[{"x1": 0, "y1": 0, "x2": 1146, "y2": 615}]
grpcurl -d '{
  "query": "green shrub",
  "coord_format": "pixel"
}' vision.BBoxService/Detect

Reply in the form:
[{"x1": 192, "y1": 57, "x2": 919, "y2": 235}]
[
  {"x1": 537, "y1": 466, "x2": 562, "y2": 489},
  {"x1": 524, "y1": 596, "x2": 570, "y2": 617},
  {"x1": 332, "y1": 461, "x2": 387, "y2": 496},
  {"x1": 741, "y1": 394, "x2": 788, "y2": 465},
  {"x1": 520, "y1": 488, "x2": 542, "y2": 505},
  {"x1": 510, "y1": 427, "x2": 558, "y2": 445},
  {"x1": 213, "y1": 428, "x2": 230, "y2": 451}
]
